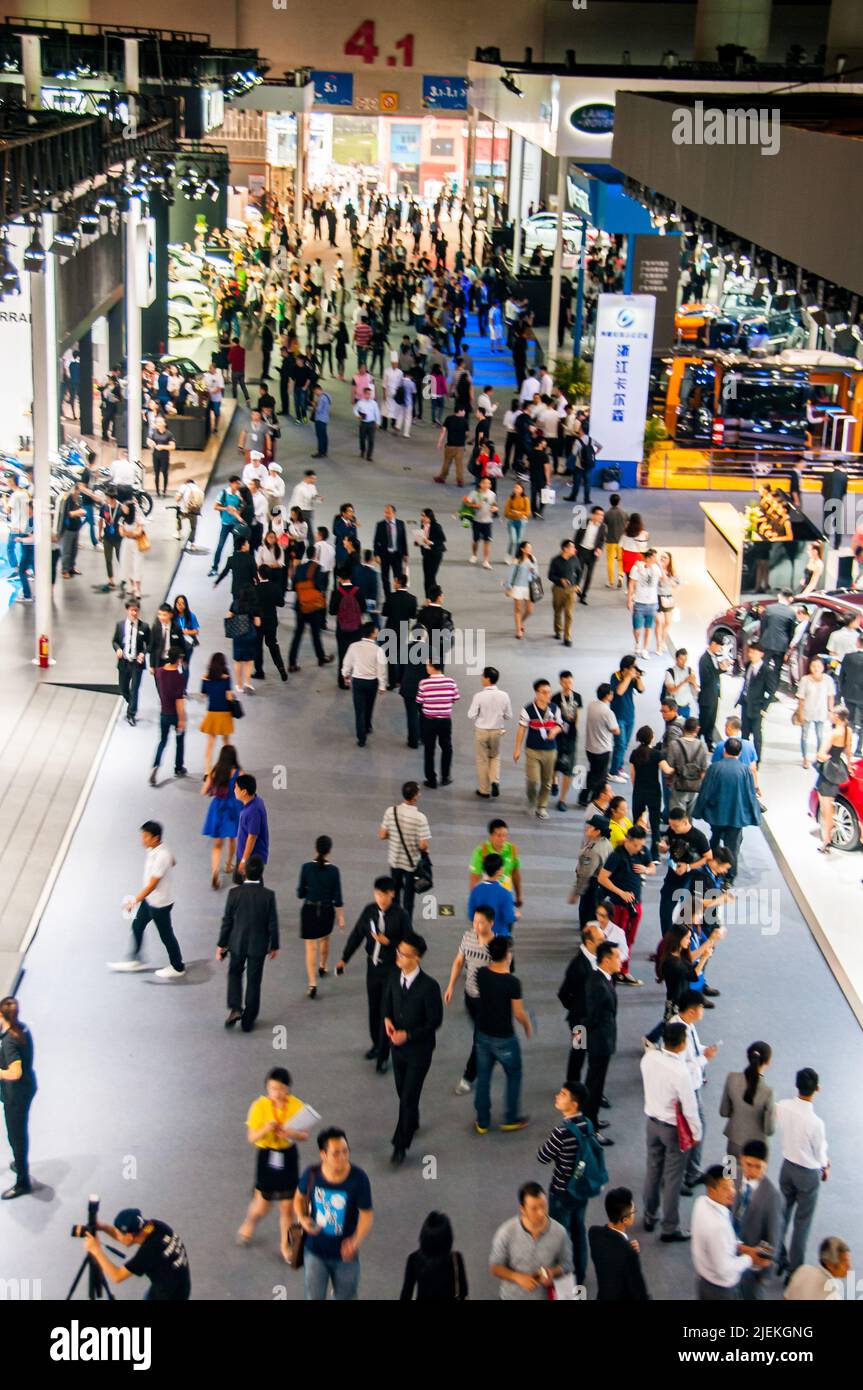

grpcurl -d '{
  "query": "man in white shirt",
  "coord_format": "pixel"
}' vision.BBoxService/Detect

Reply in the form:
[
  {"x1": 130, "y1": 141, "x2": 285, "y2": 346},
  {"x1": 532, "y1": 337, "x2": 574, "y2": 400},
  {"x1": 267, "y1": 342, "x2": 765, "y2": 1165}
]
[
  {"x1": 354, "y1": 389, "x2": 382, "y2": 461},
  {"x1": 468, "y1": 665, "x2": 512, "y2": 798},
  {"x1": 776, "y1": 1067, "x2": 830, "y2": 1277},
  {"x1": 109, "y1": 821, "x2": 185, "y2": 979},
  {"x1": 692, "y1": 1167, "x2": 771, "y2": 1299},
  {"x1": 202, "y1": 364, "x2": 225, "y2": 432},
  {"x1": 674, "y1": 993, "x2": 719, "y2": 1195},
  {"x1": 519, "y1": 372, "x2": 540, "y2": 405},
  {"x1": 264, "y1": 463, "x2": 285, "y2": 506},
  {"x1": 242, "y1": 451, "x2": 269, "y2": 489},
  {"x1": 290, "y1": 470, "x2": 322, "y2": 527},
  {"x1": 342, "y1": 619, "x2": 387, "y2": 747},
  {"x1": 108, "y1": 454, "x2": 136, "y2": 496},
  {"x1": 476, "y1": 386, "x2": 498, "y2": 419},
  {"x1": 538, "y1": 366, "x2": 553, "y2": 398},
  {"x1": 641, "y1": 1022, "x2": 702, "y2": 1241},
  {"x1": 784, "y1": 1235, "x2": 851, "y2": 1301}
]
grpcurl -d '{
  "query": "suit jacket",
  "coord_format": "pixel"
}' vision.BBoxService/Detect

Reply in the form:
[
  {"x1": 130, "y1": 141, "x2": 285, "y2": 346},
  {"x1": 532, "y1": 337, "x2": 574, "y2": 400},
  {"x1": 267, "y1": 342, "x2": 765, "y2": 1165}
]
[
  {"x1": 758, "y1": 601, "x2": 796, "y2": 655},
  {"x1": 382, "y1": 588, "x2": 419, "y2": 633},
  {"x1": 693, "y1": 758, "x2": 761, "y2": 829},
  {"x1": 698, "y1": 649, "x2": 722, "y2": 706},
  {"x1": 733, "y1": 1176, "x2": 780, "y2": 1264},
  {"x1": 737, "y1": 661, "x2": 771, "y2": 718},
  {"x1": 839, "y1": 649, "x2": 863, "y2": 707},
  {"x1": 574, "y1": 522, "x2": 608, "y2": 553},
  {"x1": 356, "y1": 563, "x2": 380, "y2": 610},
  {"x1": 342, "y1": 901, "x2": 411, "y2": 971},
  {"x1": 416, "y1": 604, "x2": 453, "y2": 638},
  {"x1": 218, "y1": 882, "x2": 279, "y2": 955},
  {"x1": 147, "y1": 617, "x2": 184, "y2": 668},
  {"x1": 382, "y1": 969, "x2": 444, "y2": 1055},
  {"x1": 557, "y1": 949, "x2": 597, "y2": 1028},
  {"x1": 112, "y1": 618, "x2": 149, "y2": 661},
  {"x1": 584, "y1": 969, "x2": 617, "y2": 1057},
  {"x1": 588, "y1": 1225, "x2": 650, "y2": 1301},
  {"x1": 419, "y1": 521, "x2": 446, "y2": 556},
  {"x1": 374, "y1": 518, "x2": 408, "y2": 561}
]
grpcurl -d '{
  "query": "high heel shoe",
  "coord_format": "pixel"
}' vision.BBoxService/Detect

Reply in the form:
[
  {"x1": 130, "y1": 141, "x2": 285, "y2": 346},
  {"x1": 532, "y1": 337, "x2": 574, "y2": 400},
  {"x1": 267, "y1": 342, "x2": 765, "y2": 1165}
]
[
  {"x1": 306, "y1": 985, "x2": 317, "y2": 999},
  {"x1": 318, "y1": 968, "x2": 328, "y2": 978},
  {"x1": 211, "y1": 870, "x2": 220, "y2": 890}
]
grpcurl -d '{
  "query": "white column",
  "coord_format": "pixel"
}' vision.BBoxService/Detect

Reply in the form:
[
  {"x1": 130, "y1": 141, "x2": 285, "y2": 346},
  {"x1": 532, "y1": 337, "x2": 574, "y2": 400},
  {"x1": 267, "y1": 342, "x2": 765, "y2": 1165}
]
[
  {"x1": 30, "y1": 212, "x2": 58, "y2": 662},
  {"x1": 20, "y1": 34, "x2": 41, "y2": 112},
  {"x1": 124, "y1": 37, "x2": 139, "y2": 138},
  {"x1": 511, "y1": 133, "x2": 524, "y2": 277},
  {"x1": 547, "y1": 158, "x2": 566, "y2": 366},
  {"x1": 294, "y1": 112, "x2": 306, "y2": 227},
  {"x1": 125, "y1": 195, "x2": 142, "y2": 467},
  {"x1": 465, "y1": 107, "x2": 477, "y2": 224}
]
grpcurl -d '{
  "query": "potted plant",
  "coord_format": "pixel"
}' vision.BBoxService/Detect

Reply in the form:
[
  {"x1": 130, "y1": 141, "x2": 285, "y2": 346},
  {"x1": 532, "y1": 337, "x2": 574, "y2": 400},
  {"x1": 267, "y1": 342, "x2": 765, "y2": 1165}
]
[{"x1": 551, "y1": 356, "x2": 591, "y2": 407}]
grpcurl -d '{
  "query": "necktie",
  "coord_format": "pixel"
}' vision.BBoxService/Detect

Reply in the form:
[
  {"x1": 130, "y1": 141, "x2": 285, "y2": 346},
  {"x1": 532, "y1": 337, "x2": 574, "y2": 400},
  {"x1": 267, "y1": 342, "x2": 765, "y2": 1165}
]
[
  {"x1": 734, "y1": 1184, "x2": 751, "y2": 1237},
  {"x1": 126, "y1": 623, "x2": 135, "y2": 661},
  {"x1": 389, "y1": 522, "x2": 396, "y2": 551},
  {"x1": 401, "y1": 975, "x2": 408, "y2": 991}
]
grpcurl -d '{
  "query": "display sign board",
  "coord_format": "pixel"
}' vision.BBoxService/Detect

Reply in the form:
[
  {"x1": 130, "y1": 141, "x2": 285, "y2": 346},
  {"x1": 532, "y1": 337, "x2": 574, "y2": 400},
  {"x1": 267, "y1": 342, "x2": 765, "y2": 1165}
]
[
  {"x1": 630, "y1": 235, "x2": 680, "y2": 354},
  {"x1": 590, "y1": 294, "x2": 656, "y2": 463},
  {"x1": 422, "y1": 75, "x2": 468, "y2": 110},
  {"x1": 0, "y1": 224, "x2": 33, "y2": 453},
  {"x1": 312, "y1": 71, "x2": 354, "y2": 107},
  {"x1": 136, "y1": 218, "x2": 157, "y2": 309}
]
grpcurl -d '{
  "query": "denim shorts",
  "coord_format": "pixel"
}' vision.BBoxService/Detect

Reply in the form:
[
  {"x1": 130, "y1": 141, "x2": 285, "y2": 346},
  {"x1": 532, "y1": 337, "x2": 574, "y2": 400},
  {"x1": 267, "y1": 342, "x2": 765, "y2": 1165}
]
[{"x1": 632, "y1": 602, "x2": 657, "y2": 630}]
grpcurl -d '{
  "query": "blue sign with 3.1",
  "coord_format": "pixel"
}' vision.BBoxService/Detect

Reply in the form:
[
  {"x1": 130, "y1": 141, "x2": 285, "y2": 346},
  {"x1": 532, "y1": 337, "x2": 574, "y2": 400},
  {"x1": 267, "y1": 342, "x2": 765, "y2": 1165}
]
[
  {"x1": 422, "y1": 75, "x2": 468, "y2": 110},
  {"x1": 312, "y1": 71, "x2": 354, "y2": 107}
]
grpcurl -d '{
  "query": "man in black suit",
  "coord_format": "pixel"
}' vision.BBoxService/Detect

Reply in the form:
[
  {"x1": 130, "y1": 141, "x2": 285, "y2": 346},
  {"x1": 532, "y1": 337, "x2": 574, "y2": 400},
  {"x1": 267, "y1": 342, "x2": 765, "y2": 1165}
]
[
  {"x1": 758, "y1": 589, "x2": 796, "y2": 703},
  {"x1": 589, "y1": 1186, "x2": 650, "y2": 1301},
  {"x1": 338, "y1": 877, "x2": 410, "y2": 1074},
  {"x1": 373, "y1": 504, "x2": 408, "y2": 596},
  {"x1": 583, "y1": 941, "x2": 619, "y2": 1143},
  {"x1": 148, "y1": 603, "x2": 183, "y2": 687},
  {"x1": 216, "y1": 856, "x2": 279, "y2": 1032},
  {"x1": 112, "y1": 598, "x2": 150, "y2": 725},
  {"x1": 383, "y1": 931, "x2": 443, "y2": 1164},
  {"x1": 734, "y1": 1140, "x2": 781, "y2": 1300},
  {"x1": 416, "y1": 585, "x2": 454, "y2": 669},
  {"x1": 381, "y1": 572, "x2": 418, "y2": 688},
  {"x1": 252, "y1": 565, "x2": 289, "y2": 682},
  {"x1": 737, "y1": 641, "x2": 772, "y2": 762},
  {"x1": 698, "y1": 636, "x2": 728, "y2": 751},
  {"x1": 557, "y1": 922, "x2": 603, "y2": 1085},
  {"x1": 573, "y1": 505, "x2": 608, "y2": 603}
]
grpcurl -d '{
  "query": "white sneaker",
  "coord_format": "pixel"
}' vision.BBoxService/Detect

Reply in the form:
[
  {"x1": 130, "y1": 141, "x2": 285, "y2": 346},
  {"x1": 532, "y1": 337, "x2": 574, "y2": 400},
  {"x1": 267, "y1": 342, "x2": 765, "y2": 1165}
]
[
  {"x1": 536, "y1": 808, "x2": 549, "y2": 820},
  {"x1": 469, "y1": 555, "x2": 478, "y2": 565},
  {"x1": 454, "y1": 1078, "x2": 472, "y2": 1096},
  {"x1": 244, "y1": 684, "x2": 255, "y2": 694},
  {"x1": 609, "y1": 772, "x2": 628, "y2": 784},
  {"x1": 107, "y1": 960, "x2": 148, "y2": 972},
  {"x1": 155, "y1": 965, "x2": 186, "y2": 980},
  {"x1": 482, "y1": 560, "x2": 492, "y2": 570}
]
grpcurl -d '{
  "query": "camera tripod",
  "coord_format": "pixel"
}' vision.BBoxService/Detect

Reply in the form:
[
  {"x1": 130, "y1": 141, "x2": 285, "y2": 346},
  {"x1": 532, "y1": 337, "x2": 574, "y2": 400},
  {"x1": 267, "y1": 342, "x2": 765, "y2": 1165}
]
[{"x1": 65, "y1": 1242, "x2": 124, "y2": 1301}]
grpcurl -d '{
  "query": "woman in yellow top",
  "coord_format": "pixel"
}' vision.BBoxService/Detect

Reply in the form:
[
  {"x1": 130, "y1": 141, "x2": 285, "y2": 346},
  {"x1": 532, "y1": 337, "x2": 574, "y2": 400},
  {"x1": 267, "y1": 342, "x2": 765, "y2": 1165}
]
[
  {"x1": 504, "y1": 482, "x2": 531, "y2": 560},
  {"x1": 607, "y1": 795, "x2": 634, "y2": 848},
  {"x1": 237, "y1": 1066, "x2": 311, "y2": 1261}
]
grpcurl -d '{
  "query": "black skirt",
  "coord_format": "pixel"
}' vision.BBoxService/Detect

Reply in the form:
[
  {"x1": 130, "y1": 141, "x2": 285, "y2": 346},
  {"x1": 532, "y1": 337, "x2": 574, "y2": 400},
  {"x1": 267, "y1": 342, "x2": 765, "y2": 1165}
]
[
  {"x1": 300, "y1": 901, "x2": 336, "y2": 940},
  {"x1": 255, "y1": 1144, "x2": 299, "y2": 1200}
]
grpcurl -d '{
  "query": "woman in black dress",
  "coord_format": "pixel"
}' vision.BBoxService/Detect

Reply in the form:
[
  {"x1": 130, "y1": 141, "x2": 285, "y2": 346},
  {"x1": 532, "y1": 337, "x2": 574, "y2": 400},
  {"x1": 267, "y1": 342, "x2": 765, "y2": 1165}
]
[
  {"x1": 629, "y1": 725, "x2": 664, "y2": 862},
  {"x1": 399, "y1": 1211, "x2": 468, "y2": 1301},
  {"x1": 0, "y1": 997, "x2": 37, "y2": 1199},
  {"x1": 415, "y1": 508, "x2": 446, "y2": 598},
  {"x1": 297, "y1": 835, "x2": 345, "y2": 999}
]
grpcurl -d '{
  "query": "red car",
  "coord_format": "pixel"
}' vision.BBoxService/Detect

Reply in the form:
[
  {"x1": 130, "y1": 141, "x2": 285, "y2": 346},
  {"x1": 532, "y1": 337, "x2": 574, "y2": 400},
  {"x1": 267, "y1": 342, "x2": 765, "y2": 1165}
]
[
  {"x1": 707, "y1": 589, "x2": 863, "y2": 684},
  {"x1": 808, "y1": 757, "x2": 863, "y2": 851}
]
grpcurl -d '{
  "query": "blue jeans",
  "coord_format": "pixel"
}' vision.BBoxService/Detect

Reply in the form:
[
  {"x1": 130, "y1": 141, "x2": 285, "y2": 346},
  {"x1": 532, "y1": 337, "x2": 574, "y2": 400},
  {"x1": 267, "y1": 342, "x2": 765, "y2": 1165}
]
[
  {"x1": 800, "y1": 720, "x2": 823, "y2": 760},
  {"x1": 611, "y1": 710, "x2": 634, "y2": 775},
  {"x1": 213, "y1": 525, "x2": 233, "y2": 570},
  {"x1": 507, "y1": 518, "x2": 526, "y2": 557},
  {"x1": 303, "y1": 1249, "x2": 360, "y2": 1301},
  {"x1": 549, "y1": 1192, "x2": 589, "y2": 1286},
  {"x1": 314, "y1": 420, "x2": 329, "y2": 455},
  {"x1": 474, "y1": 1029, "x2": 522, "y2": 1128}
]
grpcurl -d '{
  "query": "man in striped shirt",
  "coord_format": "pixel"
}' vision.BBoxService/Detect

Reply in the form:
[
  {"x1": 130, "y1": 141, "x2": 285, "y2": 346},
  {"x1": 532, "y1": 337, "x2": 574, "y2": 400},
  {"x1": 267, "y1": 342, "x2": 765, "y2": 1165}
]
[
  {"x1": 353, "y1": 317, "x2": 372, "y2": 367},
  {"x1": 417, "y1": 661, "x2": 461, "y2": 789},
  {"x1": 536, "y1": 1082, "x2": 595, "y2": 1287}
]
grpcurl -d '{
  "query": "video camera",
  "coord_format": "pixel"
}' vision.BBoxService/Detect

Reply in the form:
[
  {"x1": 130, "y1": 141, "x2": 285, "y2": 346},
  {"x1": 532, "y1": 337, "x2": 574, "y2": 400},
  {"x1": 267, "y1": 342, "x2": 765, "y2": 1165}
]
[{"x1": 71, "y1": 1194, "x2": 100, "y2": 1239}]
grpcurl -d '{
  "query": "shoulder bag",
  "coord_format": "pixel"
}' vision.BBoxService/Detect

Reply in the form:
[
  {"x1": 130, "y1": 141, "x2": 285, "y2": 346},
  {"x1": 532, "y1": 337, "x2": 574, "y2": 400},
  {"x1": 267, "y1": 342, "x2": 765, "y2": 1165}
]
[
  {"x1": 675, "y1": 1100, "x2": 696, "y2": 1153},
  {"x1": 285, "y1": 1166, "x2": 316, "y2": 1270},
  {"x1": 528, "y1": 573, "x2": 544, "y2": 604},
  {"x1": 392, "y1": 805, "x2": 433, "y2": 895},
  {"x1": 224, "y1": 612, "x2": 251, "y2": 638}
]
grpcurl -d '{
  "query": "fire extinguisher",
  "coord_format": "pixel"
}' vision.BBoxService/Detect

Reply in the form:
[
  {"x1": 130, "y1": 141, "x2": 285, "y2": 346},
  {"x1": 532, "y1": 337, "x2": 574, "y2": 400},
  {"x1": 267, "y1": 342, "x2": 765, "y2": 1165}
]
[{"x1": 38, "y1": 633, "x2": 49, "y2": 668}]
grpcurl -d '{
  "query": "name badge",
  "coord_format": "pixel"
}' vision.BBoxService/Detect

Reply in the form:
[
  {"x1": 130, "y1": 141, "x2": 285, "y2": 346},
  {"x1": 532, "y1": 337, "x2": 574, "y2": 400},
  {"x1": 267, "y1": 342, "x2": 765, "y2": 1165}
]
[{"x1": 268, "y1": 1150, "x2": 285, "y2": 1170}]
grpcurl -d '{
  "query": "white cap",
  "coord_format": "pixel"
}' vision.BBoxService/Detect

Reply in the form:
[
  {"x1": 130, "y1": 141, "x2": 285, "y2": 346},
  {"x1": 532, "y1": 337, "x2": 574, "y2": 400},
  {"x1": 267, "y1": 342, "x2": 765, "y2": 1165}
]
[
  {"x1": 269, "y1": 462, "x2": 283, "y2": 473},
  {"x1": 249, "y1": 450, "x2": 265, "y2": 461}
]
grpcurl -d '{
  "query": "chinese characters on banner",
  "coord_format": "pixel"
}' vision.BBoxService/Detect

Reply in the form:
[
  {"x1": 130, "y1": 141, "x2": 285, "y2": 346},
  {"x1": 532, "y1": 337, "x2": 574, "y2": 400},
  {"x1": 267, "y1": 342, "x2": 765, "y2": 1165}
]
[
  {"x1": 589, "y1": 295, "x2": 657, "y2": 463},
  {"x1": 422, "y1": 76, "x2": 468, "y2": 110}
]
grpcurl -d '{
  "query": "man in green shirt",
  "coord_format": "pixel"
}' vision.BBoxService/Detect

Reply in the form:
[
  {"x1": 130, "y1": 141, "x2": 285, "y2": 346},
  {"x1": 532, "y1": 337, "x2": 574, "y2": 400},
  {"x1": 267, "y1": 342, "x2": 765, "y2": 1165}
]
[{"x1": 469, "y1": 818, "x2": 523, "y2": 909}]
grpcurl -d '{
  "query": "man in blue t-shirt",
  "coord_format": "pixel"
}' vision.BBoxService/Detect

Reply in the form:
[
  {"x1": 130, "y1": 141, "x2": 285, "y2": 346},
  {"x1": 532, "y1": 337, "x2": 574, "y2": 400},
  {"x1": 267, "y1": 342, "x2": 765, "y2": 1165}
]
[
  {"x1": 710, "y1": 714, "x2": 763, "y2": 803},
  {"x1": 296, "y1": 1127, "x2": 374, "y2": 1301},
  {"x1": 209, "y1": 476, "x2": 243, "y2": 575},
  {"x1": 466, "y1": 853, "x2": 518, "y2": 935},
  {"x1": 235, "y1": 774, "x2": 269, "y2": 871},
  {"x1": 609, "y1": 655, "x2": 645, "y2": 780}
]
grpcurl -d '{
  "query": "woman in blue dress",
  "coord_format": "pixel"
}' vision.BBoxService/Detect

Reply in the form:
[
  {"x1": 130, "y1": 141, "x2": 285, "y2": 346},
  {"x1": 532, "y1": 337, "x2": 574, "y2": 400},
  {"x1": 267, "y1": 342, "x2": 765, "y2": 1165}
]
[{"x1": 201, "y1": 744, "x2": 243, "y2": 888}]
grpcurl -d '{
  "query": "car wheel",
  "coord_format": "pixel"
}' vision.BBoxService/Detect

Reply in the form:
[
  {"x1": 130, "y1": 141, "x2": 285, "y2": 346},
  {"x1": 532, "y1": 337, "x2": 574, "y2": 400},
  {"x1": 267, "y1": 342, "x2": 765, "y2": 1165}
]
[
  {"x1": 168, "y1": 315, "x2": 181, "y2": 338},
  {"x1": 829, "y1": 797, "x2": 861, "y2": 852}
]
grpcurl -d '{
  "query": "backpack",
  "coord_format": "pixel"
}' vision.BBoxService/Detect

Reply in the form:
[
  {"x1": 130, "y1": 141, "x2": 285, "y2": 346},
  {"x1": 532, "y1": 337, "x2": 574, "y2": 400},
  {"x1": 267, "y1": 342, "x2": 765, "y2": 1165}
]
[
  {"x1": 184, "y1": 484, "x2": 204, "y2": 514},
  {"x1": 673, "y1": 737, "x2": 705, "y2": 790},
  {"x1": 394, "y1": 383, "x2": 406, "y2": 406},
  {"x1": 564, "y1": 1117, "x2": 608, "y2": 1199},
  {"x1": 295, "y1": 562, "x2": 326, "y2": 614},
  {"x1": 337, "y1": 584, "x2": 363, "y2": 631}
]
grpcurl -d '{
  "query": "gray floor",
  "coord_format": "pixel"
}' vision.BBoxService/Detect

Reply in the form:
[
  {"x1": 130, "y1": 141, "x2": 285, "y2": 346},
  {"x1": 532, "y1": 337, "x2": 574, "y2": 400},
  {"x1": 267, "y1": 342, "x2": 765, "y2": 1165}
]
[{"x1": 2, "y1": 339, "x2": 860, "y2": 1304}]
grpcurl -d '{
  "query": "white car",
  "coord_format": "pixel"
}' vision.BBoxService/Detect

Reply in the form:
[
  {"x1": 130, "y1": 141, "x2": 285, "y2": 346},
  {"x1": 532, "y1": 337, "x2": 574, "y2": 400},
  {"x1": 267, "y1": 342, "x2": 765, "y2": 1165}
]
[
  {"x1": 522, "y1": 211, "x2": 584, "y2": 258},
  {"x1": 168, "y1": 278, "x2": 214, "y2": 316},
  {"x1": 167, "y1": 296, "x2": 203, "y2": 340}
]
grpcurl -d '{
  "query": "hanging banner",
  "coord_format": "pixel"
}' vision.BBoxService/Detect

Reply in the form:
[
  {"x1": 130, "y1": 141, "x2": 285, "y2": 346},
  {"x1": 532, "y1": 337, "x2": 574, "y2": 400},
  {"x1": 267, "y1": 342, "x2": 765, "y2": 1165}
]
[
  {"x1": 311, "y1": 71, "x2": 353, "y2": 107},
  {"x1": 422, "y1": 76, "x2": 468, "y2": 111},
  {"x1": 0, "y1": 225, "x2": 33, "y2": 453},
  {"x1": 590, "y1": 294, "x2": 656, "y2": 463},
  {"x1": 631, "y1": 235, "x2": 681, "y2": 354}
]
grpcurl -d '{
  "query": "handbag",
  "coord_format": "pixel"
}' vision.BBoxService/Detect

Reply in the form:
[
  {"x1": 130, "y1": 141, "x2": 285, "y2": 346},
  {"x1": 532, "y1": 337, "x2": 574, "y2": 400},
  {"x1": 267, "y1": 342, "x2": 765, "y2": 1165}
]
[
  {"x1": 285, "y1": 1164, "x2": 317, "y2": 1270},
  {"x1": 675, "y1": 1100, "x2": 696, "y2": 1152},
  {"x1": 392, "y1": 806, "x2": 433, "y2": 894},
  {"x1": 224, "y1": 613, "x2": 251, "y2": 638},
  {"x1": 540, "y1": 487, "x2": 557, "y2": 505},
  {"x1": 231, "y1": 697, "x2": 245, "y2": 720},
  {"x1": 135, "y1": 530, "x2": 151, "y2": 553},
  {"x1": 528, "y1": 574, "x2": 544, "y2": 603}
]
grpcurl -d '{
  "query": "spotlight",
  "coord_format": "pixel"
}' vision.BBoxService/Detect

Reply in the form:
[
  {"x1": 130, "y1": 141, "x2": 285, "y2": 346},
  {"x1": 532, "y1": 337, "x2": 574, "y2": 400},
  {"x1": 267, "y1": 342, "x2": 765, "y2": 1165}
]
[
  {"x1": 96, "y1": 193, "x2": 117, "y2": 213},
  {"x1": 79, "y1": 209, "x2": 100, "y2": 234},
  {"x1": 204, "y1": 177, "x2": 220, "y2": 201},
  {"x1": 500, "y1": 71, "x2": 523, "y2": 98},
  {"x1": 23, "y1": 224, "x2": 46, "y2": 272},
  {"x1": 50, "y1": 227, "x2": 80, "y2": 257}
]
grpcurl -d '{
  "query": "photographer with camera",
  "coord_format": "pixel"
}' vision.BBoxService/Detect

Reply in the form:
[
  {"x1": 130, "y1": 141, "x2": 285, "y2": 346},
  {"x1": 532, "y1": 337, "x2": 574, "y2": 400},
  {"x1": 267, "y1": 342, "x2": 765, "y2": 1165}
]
[{"x1": 82, "y1": 1207, "x2": 191, "y2": 1301}]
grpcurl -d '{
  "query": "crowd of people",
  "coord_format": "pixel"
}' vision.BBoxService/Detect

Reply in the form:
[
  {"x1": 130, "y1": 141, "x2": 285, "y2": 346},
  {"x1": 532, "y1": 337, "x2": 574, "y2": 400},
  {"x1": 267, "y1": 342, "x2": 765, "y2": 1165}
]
[{"x1": 0, "y1": 179, "x2": 851, "y2": 1305}]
